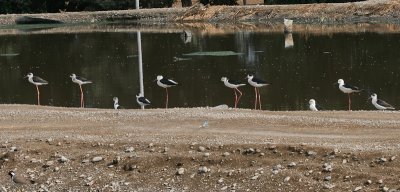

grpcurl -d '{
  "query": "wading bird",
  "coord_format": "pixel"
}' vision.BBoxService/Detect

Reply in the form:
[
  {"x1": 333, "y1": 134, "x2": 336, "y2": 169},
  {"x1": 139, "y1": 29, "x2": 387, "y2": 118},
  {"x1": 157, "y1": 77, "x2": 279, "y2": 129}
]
[
  {"x1": 369, "y1": 93, "x2": 395, "y2": 110},
  {"x1": 246, "y1": 74, "x2": 269, "y2": 110},
  {"x1": 221, "y1": 77, "x2": 245, "y2": 109},
  {"x1": 155, "y1": 75, "x2": 178, "y2": 109},
  {"x1": 309, "y1": 99, "x2": 323, "y2": 111},
  {"x1": 136, "y1": 94, "x2": 151, "y2": 109},
  {"x1": 70, "y1": 74, "x2": 92, "y2": 108},
  {"x1": 335, "y1": 79, "x2": 362, "y2": 111},
  {"x1": 25, "y1": 73, "x2": 48, "y2": 105}
]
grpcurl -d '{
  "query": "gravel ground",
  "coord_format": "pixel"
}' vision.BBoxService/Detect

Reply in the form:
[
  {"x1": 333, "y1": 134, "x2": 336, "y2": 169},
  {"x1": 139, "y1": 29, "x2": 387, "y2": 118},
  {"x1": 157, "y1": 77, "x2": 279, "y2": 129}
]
[{"x1": 0, "y1": 105, "x2": 399, "y2": 191}]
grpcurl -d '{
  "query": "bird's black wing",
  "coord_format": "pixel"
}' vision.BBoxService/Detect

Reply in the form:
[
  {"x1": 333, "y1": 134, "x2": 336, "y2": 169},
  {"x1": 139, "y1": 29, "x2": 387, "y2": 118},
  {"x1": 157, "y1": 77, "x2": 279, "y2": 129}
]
[
  {"x1": 316, "y1": 104, "x2": 324, "y2": 111},
  {"x1": 252, "y1": 77, "x2": 268, "y2": 85},
  {"x1": 139, "y1": 97, "x2": 151, "y2": 105},
  {"x1": 33, "y1": 76, "x2": 48, "y2": 84},
  {"x1": 377, "y1": 99, "x2": 394, "y2": 109},
  {"x1": 161, "y1": 78, "x2": 178, "y2": 86},
  {"x1": 227, "y1": 79, "x2": 243, "y2": 85},
  {"x1": 343, "y1": 83, "x2": 361, "y2": 91}
]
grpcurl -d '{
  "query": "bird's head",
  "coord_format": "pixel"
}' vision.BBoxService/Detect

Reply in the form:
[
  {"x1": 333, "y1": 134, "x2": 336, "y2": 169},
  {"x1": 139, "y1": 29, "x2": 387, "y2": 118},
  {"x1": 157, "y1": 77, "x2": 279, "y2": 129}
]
[
  {"x1": 154, "y1": 75, "x2": 163, "y2": 82},
  {"x1": 113, "y1": 97, "x2": 118, "y2": 102},
  {"x1": 246, "y1": 74, "x2": 254, "y2": 80},
  {"x1": 220, "y1": 77, "x2": 227, "y2": 82},
  {"x1": 8, "y1": 170, "x2": 15, "y2": 177},
  {"x1": 70, "y1": 74, "x2": 76, "y2": 78},
  {"x1": 336, "y1": 79, "x2": 344, "y2": 86},
  {"x1": 25, "y1": 73, "x2": 33, "y2": 79},
  {"x1": 309, "y1": 99, "x2": 316, "y2": 105},
  {"x1": 370, "y1": 93, "x2": 377, "y2": 100}
]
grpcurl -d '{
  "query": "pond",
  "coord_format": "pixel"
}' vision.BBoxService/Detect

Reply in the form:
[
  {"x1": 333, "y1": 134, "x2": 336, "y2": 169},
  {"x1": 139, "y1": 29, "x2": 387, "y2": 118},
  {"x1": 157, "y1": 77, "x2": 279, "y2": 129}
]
[{"x1": 0, "y1": 23, "x2": 400, "y2": 110}]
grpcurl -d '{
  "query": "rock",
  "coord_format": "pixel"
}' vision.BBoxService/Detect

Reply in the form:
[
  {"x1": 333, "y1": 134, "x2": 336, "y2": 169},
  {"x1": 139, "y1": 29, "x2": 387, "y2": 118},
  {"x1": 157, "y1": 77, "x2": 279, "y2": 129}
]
[
  {"x1": 54, "y1": 167, "x2": 60, "y2": 172},
  {"x1": 322, "y1": 163, "x2": 333, "y2": 172},
  {"x1": 223, "y1": 152, "x2": 230, "y2": 157},
  {"x1": 284, "y1": 176, "x2": 290, "y2": 182},
  {"x1": 176, "y1": 167, "x2": 185, "y2": 175},
  {"x1": 221, "y1": 186, "x2": 228, "y2": 190},
  {"x1": 15, "y1": 16, "x2": 63, "y2": 25},
  {"x1": 331, "y1": 149, "x2": 339, "y2": 155},
  {"x1": 82, "y1": 159, "x2": 90, "y2": 164},
  {"x1": 365, "y1": 180, "x2": 372, "y2": 185},
  {"x1": 251, "y1": 175, "x2": 259, "y2": 180},
  {"x1": 382, "y1": 187, "x2": 389, "y2": 192},
  {"x1": 323, "y1": 184, "x2": 335, "y2": 189},
  {"x1": 324, "y1": 176, "x2": 332, "y2": 181},
  {"x1": 379, "y1": 157, "x2": 387, "y2": 163},
  {"x1": 59, "y1": 156, "x2": 68, "y2": 163},
  {"x1": 389, "y1": 156, "x2": 396, "y2": 161},
  {"x1": 125, "y1": 147, "x2": 135, "y2": 153},
  {"x1": 148, "y1": 143, "x2": 154, "y2": 148},
  {"x1": 198, "y1": 166, "x2": 208, "y2": 174},
  {"x1": 244, "y1": 148, "x2": 255, "y2": 154},
  {"x1": 288, "y1": 162, "x2": 296, "y2": 167},
  {"x1": 198, "y1": 146, "x2": 206, "y2": 152},
  {"x1": 378, "y1": 179, "x2": 383, "y2": 184},
  {"x1": 9, "y1": 146, "x2": 17, "y2": 152},
  {"x1": 218, "y1": 178, "x2": 224, "y2": 183},
  {"x1": 306, "y1": 151, "x2": 317, "y2": 156},
  {"x1": 85, "y1": 180, "x2": 94, "y2": 186},
  {"x1": 259, "y1": 153, "x2": 265, "y2": 157},
  {"x1": 353, "y1": 186, "x2": 362, "y2": 192},
  {"x1": 92, "y1": 156, "x2": 103, "y2": 162},
  {"x1": 45, "y1": 161, "x2": 54, "y2": 167},
  {"x1": 204, "y1": 153, "x2": 210, "y2": 157},
  {"x1": 342, "y1": 159, "x2": 347, "y2": 164}
]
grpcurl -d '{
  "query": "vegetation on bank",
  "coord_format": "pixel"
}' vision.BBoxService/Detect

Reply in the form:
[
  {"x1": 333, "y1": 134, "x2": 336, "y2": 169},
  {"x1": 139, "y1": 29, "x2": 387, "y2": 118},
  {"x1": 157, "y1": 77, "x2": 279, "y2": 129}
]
[{"x1": 0, "y1": 0, "x2": 366, "y2": 14}]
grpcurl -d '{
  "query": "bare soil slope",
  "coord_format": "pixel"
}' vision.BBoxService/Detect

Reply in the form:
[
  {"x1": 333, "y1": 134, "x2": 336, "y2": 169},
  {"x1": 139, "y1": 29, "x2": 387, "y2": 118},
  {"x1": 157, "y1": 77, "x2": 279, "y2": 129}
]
[{"x1": 0, "y1": 105, "x2": 399, "y2": 191}]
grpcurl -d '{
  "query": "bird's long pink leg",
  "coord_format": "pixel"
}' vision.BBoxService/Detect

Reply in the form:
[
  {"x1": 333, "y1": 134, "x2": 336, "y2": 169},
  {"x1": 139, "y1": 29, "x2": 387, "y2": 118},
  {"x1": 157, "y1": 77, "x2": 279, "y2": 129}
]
[
  {"x1": 348, "y1": 93, "x2": 351, "y2": 111},
  {"x1": 254, "y1": 87, "x2": 258, "y2": 110},
  {"x1": 236, "y1": 88, "x2": 243, "y2": 108},
  {"x1": 258, "y1": 88, "x2": 262, "y2": 110},
  {"x1": 80, "y1": 85, "x2": 84, "y2": 108},
  {"x1": 233, "y1": 89, "x2": 238, "y2": 109},
  {"x1": 166, "y1": 88, "x2": 169, "y2": 109},
  {"x1": 36, "y1": 85, "x2": 40, "y2": 105}
]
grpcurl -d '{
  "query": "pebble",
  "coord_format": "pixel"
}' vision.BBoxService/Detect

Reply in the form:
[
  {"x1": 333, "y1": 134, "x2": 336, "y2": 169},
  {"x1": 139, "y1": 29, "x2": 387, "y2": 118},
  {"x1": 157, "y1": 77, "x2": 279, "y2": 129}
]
[
  {"x1": 148, "y1": 143, "x2": 154, "y2": 148},
  {"x1": 82, "y1": 159, "x2": 90, "y2": 164},
  {"x1": 176, "y1": 167, "x2": 185, "y2": 175},
  {"x1": 378, "y1": 179, "x2": 383, "y2": 184},
  {"x1": 204, "y1": 152, "x2": 210, "y2": 157},
  {"x1": 54, "y1": 167, "x2": 60, "y2": 172},
  {"x1": 322, "y1": 163, "x2": 333, "y2": 172},
  {"x1": 306, "y1": 151, "x2": 317, "y2": 156},
  {"x1": 92, "y1": 156, "x2": 103, "y2": 162},
  {"x1": 353, "y1": 186, "x2": 362, "y2": 192},
  {"x1": 323, "y1": 184, "x2": 335, "y2": 189},
  {"x1": 223, "y1": 152, "x2": 230, "y2": 157},
  {"x1": 365, "y1": 180, "x2": 372, "y2": 185},
  {"x1": 198, "y1": 166, "x2": 208, "y2": 173},
  {"x1": 221, "y1": 186, "x2": 228, "y2": 190},
  {"x1": 198, "y1": 146, "x2": 206, "y2": 152},
  {"x1": 9, "y1": 146, "x2": 17, "y2": 152},
  {"x1": 379, "y1": 157, "x2": 387, "y2": 163},
  {"x1": 59, "y1": 156, "x2": 68, "y2": 163},
  {"x1": 324, "y1": 176, "x2": 332, "y2": 181},
  {"x1": 382, "y1": 187, "x2": 389, "y2": 192},
  {"x1": 125, "y1": 147, "x2": 135, "y2": 153},
  {"x1": 45, "y1": 161, "x2": 54, "y2": 167},
  {"x1": 288, "y1": 162, "x2": 296, "y2": 167},
  {"x1": 218, "y1": 178, "x2": 224, "y2": 183},
  {"x1": 284, "y1": 176, "x2": 290, "y2": 182},
  {"x1": 250, "y1": 175, "x2": 259, "y2": 180},
  {"x1": 389, "y1": 156, "x2": 396, "y2": 161}
]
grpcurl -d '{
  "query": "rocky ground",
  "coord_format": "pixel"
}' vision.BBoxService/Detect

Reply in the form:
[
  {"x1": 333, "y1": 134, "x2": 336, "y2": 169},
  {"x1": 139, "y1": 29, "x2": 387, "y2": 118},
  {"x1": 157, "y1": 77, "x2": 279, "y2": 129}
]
[{"x1": 0, "y1": 105, "x2": 399, "y2": 191}]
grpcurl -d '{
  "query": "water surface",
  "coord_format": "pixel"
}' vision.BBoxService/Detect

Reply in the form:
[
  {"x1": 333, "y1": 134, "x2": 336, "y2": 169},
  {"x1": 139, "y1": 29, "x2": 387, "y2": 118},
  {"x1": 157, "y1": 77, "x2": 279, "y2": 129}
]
[{"x1": 1, "y1": 23, "x2": 400, "y2": 110}]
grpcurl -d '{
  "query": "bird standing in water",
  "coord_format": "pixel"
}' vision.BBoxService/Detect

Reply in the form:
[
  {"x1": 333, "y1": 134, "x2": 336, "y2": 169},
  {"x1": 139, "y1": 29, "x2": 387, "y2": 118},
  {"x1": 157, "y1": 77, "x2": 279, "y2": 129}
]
[
  {"x1": 70, "y1": 74, "x2": 92, "y2": 108},
  {"x1": 335, "y1": 79, "x2": 362, "y2": 111},
  {"x1": 155, "y1": 75, "x2": 178, "y2": 109},
  {"x1": 25, "y1": 73, "x2": 48, "y2": 106},
  {"x1": 221, "y1": 77, "x2": 245, "y2": 109},
  {"x1": 246, "y1": 74, "x2": 269, "y2": 110}
]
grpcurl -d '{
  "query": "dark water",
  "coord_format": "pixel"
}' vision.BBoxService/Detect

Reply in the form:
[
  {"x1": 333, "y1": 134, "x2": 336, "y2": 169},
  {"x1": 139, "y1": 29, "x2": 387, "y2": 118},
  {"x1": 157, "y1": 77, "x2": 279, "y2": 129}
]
[{"x1": 1, "y1": 24, "x2": 400, "y2": 110}]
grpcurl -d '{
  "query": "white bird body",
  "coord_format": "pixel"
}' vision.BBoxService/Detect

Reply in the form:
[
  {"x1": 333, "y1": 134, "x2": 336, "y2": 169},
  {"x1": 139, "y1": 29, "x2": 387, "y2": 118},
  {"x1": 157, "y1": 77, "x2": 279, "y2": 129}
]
[
  {"x1": 26, "y1": 73, "x2": 48, "y2": 86},
  {"x1": 156, "y1": 75, "x2": 178, "y2": 88},
  {"x1": 309, "y1": 99, "x2": 318, "y2": 111},
  {"x1": 113, "y1": 97, "x2": 120, "y2": 110},
  {"x1": 221, "y1": 77, "x2": 245, "y2": 89},
  {"x1": 337, "y1": 79, "x2": 361, "y2": 94},
  {"x1": 370, "y1": 93, "x2": 395, "y2": 110},
  {"x1": 70, "y1": 74, "x2": 92, "y2": 85}
]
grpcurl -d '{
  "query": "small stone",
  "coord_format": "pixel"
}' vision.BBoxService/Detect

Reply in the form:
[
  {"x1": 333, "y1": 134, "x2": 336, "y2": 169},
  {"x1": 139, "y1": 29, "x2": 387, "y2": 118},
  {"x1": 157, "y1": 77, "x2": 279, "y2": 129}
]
[
  {"x1": 251, "y1": 175, "x2": 259, "y2": 180},
  {"x1": 176, "y1": 167, "x2": 185, "y2": 175},
  {"x1": 45, "y1": 161, "x2": 54, "y2": 167},
  {"x1": 204, "y1": 153, "x2": 210, "y2": 157},
  {"x1": 46, "y1": 138, "x2": 53, "y2": 143},
  {"x1": 389, "y1": 156, "x2": 396, "y2": 161},
  {"x1": 324, "y1": 176, "x2": 332, "y2": 181},
  {"x1": 342, "y1": 159, "x2": 347, "y2": 164},
  {"x1": 322, "y1": 163, "x2": 333, "y2": 172},
  {"x1": 259, "y1": 153, "x2": 265, "y2": 157},
  {"x1": 124, "y1": 147, "x2": 135, "y2": 153},
  {"x1": 85, "y1": 180, "x2": 94, "y2": 186},
  {"x1": 288, "y1": 162, "x2": 296, "y2": 167},
  {"x1": 365, "y1": 180, "x2": 372, "y2": 185},
  {"x1": 218, "y1": 178, "x2": 224, "y2": 183},
  {"x1": 221, "y1": 186, "x2": 228, "y2": 190},
  {"x1": 284, "y1": 176, "x2": 290, "y2": 182},
  {"x1": 331, "y1": 149, "x2": 339, "y2": 155},
  {"x1": 307, "y1": 151, "x2": 317, "y2": 156},
  {"x1": 223, "y1": 152, "x2": 230, "y2": 157},
  {"x1": 9, "y1": 146, "x2": 17, "y2": 152},
  {"x1": 323, "y1": 184, "x2": 335, "y2": 189},
  {"x1": 148, "y1": 143, "x2": 154, "y2": 148},
  {"x1": 382, "y1": 187, "x2": 389, "y2": 192},
  {"x1": 378, "y1": 179, "x2": 383, "y2": 184},
  {"x1": 379, "y1": 157, "x2": 387, "y2": 163},
  {"x1": 353, "y1": 186, "x2": 362, "y2": 192},
  {"x1": 59, "y1": 156, "x2": 68, "y2": 163},
  {"x1": 198, "y1": 166, "x2": 208, "y2": 173},
  {"x1": 82, "y1": 159, "x2": 90, "y2": 164},
  {"x1": 92, "y1": 156, "x2": 103, "y2": 162},
  {"x1": 54, "y1": 167, "x2": 60, "y2": 172},
  {"x1": 198, "y1": 146, "x2": 205, "y2": 152}
]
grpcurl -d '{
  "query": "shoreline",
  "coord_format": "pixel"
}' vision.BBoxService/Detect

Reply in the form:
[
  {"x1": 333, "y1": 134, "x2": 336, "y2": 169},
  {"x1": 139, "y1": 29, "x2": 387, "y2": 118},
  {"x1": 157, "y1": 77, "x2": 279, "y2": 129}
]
[{"x1": 0, "y1": 1, "x2": 399, "y2": 26}]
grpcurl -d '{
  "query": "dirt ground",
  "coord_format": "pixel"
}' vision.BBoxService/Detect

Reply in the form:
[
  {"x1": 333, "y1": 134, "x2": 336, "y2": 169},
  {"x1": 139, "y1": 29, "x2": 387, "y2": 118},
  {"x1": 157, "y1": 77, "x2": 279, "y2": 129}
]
[{"x1": 0, "y1": 105, "x2": 399, "y2": 191}]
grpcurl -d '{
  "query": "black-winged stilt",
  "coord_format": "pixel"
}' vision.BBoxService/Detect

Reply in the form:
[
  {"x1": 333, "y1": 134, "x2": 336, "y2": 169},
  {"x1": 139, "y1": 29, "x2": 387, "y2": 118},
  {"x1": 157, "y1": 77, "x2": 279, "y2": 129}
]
[
  {"x1": 136, "y1": 94, "x2": 151, "y2": 109},
  {"x1": 309, "y1": 99, "x2": 323, "y2": 111},
  {"x1": 8, "y1": 170, "x2": 34, "y2": 185},
  {"x1": 221, "y1": 77, "x2": 245, "y2": 109},
  {"x1": 246, "y1": 74, "x2": 269, "y2": 110},
  {"x1": 113, "y1": 97, "x2": 123, "y2": 110},
  {"x1": 25, "y1": 73, "x2": 48, "y2": 105},
  {"x1": 155, "y1": 75, "x2": 178, "y2": 109},
  {"x1": 70, "y1": 74, "x2": 92, "y2": 108},
  {"x1": 369, "y1": 93, "x2": 395, "y2": 110},
  {"x1": 335, "y1": 79, "x2": 362, "y2": 111}
]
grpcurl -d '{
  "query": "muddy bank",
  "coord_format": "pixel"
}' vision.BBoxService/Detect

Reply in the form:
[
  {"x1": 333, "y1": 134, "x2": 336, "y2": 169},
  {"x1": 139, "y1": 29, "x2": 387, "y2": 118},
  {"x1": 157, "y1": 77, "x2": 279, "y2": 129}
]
[
  {"x1": 0, "y1": 105, "x2": 399, "y2": 191},
  {"x1": 0, "y1": 0, "x2": 400, "y2": 26}
]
